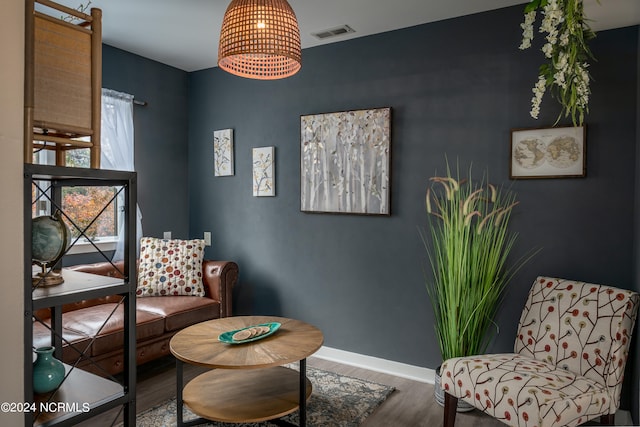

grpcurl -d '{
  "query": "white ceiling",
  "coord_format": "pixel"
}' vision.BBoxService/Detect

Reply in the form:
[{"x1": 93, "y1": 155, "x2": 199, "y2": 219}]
[{"x1": 43, "y1": 0, "x2": 640, "y2": 72}]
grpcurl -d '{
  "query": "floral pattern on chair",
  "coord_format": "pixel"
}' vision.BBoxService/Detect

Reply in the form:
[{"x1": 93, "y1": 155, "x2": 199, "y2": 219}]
[{"x1": 440, "y1": 276, "x2": 639, "y2": 427}]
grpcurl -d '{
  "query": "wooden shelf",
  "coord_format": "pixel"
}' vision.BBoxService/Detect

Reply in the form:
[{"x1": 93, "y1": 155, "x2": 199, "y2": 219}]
[
  {"x1": 183, "y1": 367, "x2": 312, "y2": 423},
  {"x1": 32, "y1": 269, "x2": 125, "y2": 307},
  {"x1": 32, "y1": 269, "x2": 126, "y2": 309},
  {"x1": 25, "y1": 164, "x2": 137, "y2": 426},
  {"x1": 33, "y1": 363, "x2": 124, "y2": 427},
  {"x1": 25, "y1": 162, "x2": 135, "y2": 181}
]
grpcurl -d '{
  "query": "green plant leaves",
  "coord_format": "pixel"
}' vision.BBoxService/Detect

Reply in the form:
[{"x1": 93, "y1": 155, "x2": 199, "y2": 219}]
[
  {"x1": 520, "y1": 0, "x2": 596, "y2": 126},
  {"x1": 422, "y1": 163, "x2": 538, "y2": 360},
  {"x1": 524, "y1": 0, "x2": 545, "y2": 14}
]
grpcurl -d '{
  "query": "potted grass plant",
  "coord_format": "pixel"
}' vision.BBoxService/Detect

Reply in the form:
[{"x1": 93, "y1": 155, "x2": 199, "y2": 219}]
[{"x1": 420, "y1": 162, "x2": 535, "y2": 411}]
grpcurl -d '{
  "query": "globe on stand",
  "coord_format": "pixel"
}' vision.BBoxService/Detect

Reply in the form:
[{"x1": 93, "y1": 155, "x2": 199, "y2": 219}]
[{"x1": 32, "y1": 210, "x2": 69, "y2": 286}]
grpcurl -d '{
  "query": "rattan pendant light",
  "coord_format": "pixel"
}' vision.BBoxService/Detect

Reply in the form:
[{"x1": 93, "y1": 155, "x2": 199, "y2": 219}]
[{"x1": 218, "y1": 0, "x2": 301, "y2": 80}]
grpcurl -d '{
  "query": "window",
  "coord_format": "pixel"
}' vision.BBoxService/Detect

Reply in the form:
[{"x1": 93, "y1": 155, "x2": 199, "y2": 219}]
[
  {"x1": 32, "y1": 147, "x2": 121, "y2": 254},
  {"x1": 62, "y1": 185, "x2": 119, "y2": 241},
  {"x1": 31, "y1": 88, "x2": 139, "y2": 258}
]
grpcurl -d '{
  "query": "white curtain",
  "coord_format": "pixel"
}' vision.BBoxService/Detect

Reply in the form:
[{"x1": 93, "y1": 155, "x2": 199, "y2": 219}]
[{"x1": 101, "y1": 88, "x2": 143, "y2": 261}]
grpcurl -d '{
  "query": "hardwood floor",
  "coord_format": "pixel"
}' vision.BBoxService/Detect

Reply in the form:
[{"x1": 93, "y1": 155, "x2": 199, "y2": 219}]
[
  {"x1": 309, "y1": 358, "x2": 502, "y2": 427},
  {"x1": 78, "y1": 355, "x2": 630, "y2": 427}
]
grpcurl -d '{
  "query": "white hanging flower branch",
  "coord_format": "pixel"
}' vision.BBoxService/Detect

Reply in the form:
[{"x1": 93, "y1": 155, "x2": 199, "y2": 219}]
[{"x1": 519, "y1": 0, "x2": 597, "y2": 126}]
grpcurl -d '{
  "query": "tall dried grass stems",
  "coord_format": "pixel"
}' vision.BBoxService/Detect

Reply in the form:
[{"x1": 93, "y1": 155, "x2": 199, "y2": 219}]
[{"x1": 421, "y1": 162, "x2": 538, "y2": 360}]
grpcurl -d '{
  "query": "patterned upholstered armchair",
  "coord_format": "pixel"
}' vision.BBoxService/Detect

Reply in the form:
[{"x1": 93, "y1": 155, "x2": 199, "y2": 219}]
[{"x1": 441, "y1": 277, "x2": 639, "y2": 427}]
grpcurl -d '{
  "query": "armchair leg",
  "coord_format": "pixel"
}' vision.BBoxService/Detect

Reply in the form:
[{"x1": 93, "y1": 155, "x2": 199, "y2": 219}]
[
  {"x1": 443, "y1": 392, "x2": 458, "y2": 427},
  {"x1": 600, "y1": 413, "x2": 614, "y2": 425}
]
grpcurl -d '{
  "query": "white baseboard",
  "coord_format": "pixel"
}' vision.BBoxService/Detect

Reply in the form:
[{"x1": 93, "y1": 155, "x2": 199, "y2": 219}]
[
  {"x1": 312, "y1": 346, "x2": 633, "y2": 424},
  {"x1": 313, "y1": 346, "x2": 435, "y2": 384}
]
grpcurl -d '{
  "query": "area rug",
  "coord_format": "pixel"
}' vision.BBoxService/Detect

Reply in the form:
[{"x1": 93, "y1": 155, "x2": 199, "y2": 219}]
[{"x1": 132, "y1": 366, "x2": 394, "y2": 426}]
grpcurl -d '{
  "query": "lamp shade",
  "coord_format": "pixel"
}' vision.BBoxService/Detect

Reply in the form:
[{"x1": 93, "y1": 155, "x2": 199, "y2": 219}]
[{"x1": 218, "y1": 0, "x2": 301, "y2": 80}]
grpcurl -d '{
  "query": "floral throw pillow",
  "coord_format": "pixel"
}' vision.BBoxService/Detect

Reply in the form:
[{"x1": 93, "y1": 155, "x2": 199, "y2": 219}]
[{"x1": 137, "y1": 237, "x2": 205, "y2": 297}]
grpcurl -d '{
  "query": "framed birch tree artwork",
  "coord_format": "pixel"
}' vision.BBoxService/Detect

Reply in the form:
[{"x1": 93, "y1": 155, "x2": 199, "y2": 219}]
[
  {"x1": 300, "y1": 107, "x2": 391, "y2": 215},
  {"x1": 252, "y1": 146, "x2": 275, "y2": 196},
  {"x1": 213, "y1": 129, "x2": 234, "y2": 176}
]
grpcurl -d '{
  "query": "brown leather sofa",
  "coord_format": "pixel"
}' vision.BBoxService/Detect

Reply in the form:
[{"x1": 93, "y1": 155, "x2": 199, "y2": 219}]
[{"x1": 32, "y1": 259, "x2": 238, "y2": 376}]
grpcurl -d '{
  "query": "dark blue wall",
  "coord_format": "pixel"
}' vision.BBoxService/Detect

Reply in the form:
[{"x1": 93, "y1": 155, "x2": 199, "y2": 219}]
[
  {"x1": 187, "y1": 4, "x2": 638, "y2": 386},
  {"x1": 103, "y1": 45, "x2": 190, "y2": 240},
  {"x1": 64, "y1": 46, "x2": 190, "y2": 266},
  {"x1": 98, "y1": 4, "x2": 640, "y2": 417}
]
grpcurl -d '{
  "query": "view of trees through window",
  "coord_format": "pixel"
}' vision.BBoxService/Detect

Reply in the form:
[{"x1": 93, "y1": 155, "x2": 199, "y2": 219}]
[
  {"x1": 32, "y1": 147, "x2": 119, "y2": 241},
  {"x1": 62, "y1": 186, "x2": 118, "y2": 240}
]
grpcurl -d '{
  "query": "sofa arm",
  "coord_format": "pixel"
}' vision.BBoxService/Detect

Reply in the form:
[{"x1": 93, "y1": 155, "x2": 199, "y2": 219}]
[
  {"x1": 67, "y1": 259, "x2": 238, "y2": 317},
  {"x1": 67, "y1": 260, "x2": 126, "y2": 279},
  {"x1": 202, "y1": 260, "x2": 238, "y2": 317}
]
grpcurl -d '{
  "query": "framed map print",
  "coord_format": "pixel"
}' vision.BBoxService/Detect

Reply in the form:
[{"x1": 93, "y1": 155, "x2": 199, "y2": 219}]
[{"x1": 510, "y1": 125, "x2": 586, "y2": 179}]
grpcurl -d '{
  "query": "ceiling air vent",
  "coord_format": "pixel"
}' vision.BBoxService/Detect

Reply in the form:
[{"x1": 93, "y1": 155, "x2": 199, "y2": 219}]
[{"x1": 311, "y1": 25, "x2": 355, "y2": 40}]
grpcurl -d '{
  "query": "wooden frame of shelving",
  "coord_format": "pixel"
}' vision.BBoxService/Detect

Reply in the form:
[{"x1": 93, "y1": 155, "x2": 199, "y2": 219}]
[
  {"x1": 24, "y1": 164, "x2": 137, "y2": 426},
  {"x1": 24, "y1": 0, "x2": 102, "y2": 168}
]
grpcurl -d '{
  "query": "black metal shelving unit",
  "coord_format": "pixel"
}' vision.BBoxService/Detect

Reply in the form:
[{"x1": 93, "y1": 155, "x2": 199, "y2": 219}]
[{"x1": 24, "y1": 164, "x2": 137, "y2": 427}]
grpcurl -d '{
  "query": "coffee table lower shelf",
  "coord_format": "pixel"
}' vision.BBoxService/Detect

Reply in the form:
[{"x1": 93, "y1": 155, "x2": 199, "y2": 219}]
[{"x1": 181, "y1": 366, "x2": 312, "y2": 425}]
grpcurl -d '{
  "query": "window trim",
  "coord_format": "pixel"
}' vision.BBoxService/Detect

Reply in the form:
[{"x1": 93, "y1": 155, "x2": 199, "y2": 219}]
[{"x1": 66, "y1": 236, "x2": 118, "y2": 255}]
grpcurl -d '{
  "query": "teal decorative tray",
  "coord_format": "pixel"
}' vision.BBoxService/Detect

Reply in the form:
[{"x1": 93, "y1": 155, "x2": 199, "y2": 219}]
[{"x1": 218, "y1": 322, "x2": 281, "y2": 344}]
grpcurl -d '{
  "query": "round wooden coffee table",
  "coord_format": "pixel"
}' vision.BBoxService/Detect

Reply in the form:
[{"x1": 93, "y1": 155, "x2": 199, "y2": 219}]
[{"x1": 170, "y1": 316, "x2": 324, "y2": 427}]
